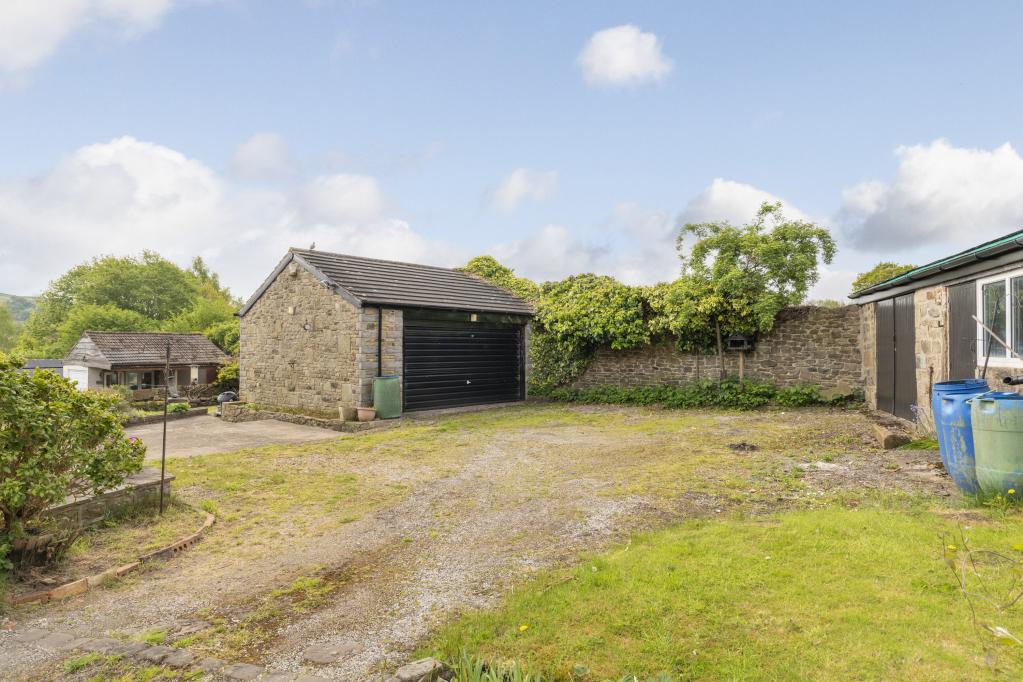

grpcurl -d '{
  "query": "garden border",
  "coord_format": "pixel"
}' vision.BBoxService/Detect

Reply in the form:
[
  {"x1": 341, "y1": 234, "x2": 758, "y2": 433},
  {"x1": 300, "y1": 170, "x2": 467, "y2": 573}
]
[{"x1": 11, "y1": 507, "x2": 215, "y2": 607}]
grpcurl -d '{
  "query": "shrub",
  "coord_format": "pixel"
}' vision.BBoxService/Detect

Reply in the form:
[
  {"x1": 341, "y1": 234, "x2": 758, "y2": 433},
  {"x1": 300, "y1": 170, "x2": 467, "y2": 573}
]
[
  {"x1": 216, "y1": 360, "x2": 239, "y2": 390},
  {"x1": 541, "y1": 379, "x2": 859, "y2": 411},
  {"x1": 168, "y1": 401, "x2": 189, "y2": 413},
  {"x1": 0, "y1": 352, "x2": 146, "y2": 567}
]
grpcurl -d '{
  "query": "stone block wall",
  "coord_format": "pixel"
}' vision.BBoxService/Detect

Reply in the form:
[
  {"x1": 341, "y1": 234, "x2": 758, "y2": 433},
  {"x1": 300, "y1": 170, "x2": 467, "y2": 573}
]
[
  {"x1": 913, "y1": 285, "x2": 947, "y2": 431},
  {"x1": 240, "y1": 265, "x2": 360, "y2": 415},
  {"x1": 573, "y1": 305, "x2": 862, "y2": 392},
  {"x1": 355, "y1": 307, "x2": 403, "y2": 406},
  {"x1": 44, "y1": 468, "x2": 173, "y2": 527},
  {"x1": 860, "y1": 302, "x2": 877, "y2": 410}
]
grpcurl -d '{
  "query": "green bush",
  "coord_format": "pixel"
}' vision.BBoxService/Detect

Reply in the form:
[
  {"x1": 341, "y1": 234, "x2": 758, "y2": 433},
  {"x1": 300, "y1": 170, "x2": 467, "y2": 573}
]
[
  {"x1": 216, "y1": 360, "x2": 239, "y2": 390},
  {"x1": 0, "y1": 352, "x2": 146, "y2": 569},
  {"x1": 539, "y1": 379, "x2": 859, "y2": 411},
  {"x1": 168, "y1": 402, "x2": 189, "y2": 413}
]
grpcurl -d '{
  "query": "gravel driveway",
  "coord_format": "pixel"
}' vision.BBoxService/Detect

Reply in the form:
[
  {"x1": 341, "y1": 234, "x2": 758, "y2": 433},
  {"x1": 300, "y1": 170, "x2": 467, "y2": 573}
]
[
  {"x1": 1, "y1": 404, "x2": 949, "y2": 680},
  {"x1": 127, "y1": 414, "x2": 341, "y2": 459}
]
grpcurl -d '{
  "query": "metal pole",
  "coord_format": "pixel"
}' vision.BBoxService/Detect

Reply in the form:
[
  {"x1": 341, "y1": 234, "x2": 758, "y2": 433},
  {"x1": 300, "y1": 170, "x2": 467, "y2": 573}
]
[{"x1": 159, "y1": 338, "x2": 169, "y2": 515}]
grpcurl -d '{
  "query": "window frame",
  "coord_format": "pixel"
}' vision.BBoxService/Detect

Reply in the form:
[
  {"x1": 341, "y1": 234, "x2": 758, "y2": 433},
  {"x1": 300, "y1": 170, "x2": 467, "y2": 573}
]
[{"x1": 977, "y1": 268, "x2": 1023, "y2": 367}]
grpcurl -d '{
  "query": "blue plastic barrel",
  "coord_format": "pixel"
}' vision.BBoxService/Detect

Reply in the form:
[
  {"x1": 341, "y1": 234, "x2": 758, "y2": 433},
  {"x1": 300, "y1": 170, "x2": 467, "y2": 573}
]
[
  {"x1": 932, "y1": 379, "x2": 989, "y2": 494},
  {"x1": 972, "y1": 392, "x2": 1023, "y2": 498}
]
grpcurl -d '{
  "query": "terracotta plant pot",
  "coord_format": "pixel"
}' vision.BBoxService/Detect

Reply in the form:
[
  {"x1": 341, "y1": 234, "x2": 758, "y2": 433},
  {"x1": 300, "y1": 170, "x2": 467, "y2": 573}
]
[{"x1": 357, "y1": 407, "x2": 377, "y2": 422}]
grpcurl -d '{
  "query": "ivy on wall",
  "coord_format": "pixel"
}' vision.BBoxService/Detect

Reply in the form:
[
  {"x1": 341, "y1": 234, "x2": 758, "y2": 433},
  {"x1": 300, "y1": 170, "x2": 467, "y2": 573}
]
[{"x1": 461, "y1": 202, "x2": 836, "y2": 392}]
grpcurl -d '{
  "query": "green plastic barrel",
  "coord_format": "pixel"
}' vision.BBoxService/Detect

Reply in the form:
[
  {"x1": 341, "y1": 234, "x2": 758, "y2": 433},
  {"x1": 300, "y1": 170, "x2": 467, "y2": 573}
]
[
  {"x1": 971, "y1": 392, "x2": 1023, "y2": 498},
  {"x1": 373, "y1": 375, "x2": 402, "y2": 419}
]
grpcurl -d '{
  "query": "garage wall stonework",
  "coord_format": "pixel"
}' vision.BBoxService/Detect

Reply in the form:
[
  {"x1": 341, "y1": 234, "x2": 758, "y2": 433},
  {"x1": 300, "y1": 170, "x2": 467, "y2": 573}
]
[
  {"x1": 356, "y1": 307, "x2": 403, "y2": 406},
  {"x1": 913, "y1": 285, "x2": 947, "y2": 432},
  {"x1": 860, "y1": 302, "x2": 877, "y2": 411},
  {"x1": 240, "y1": 266, "x2": 361, "y2": 415},
  {"x1": 573, "y1": 305, "x2": 862, "y2": 393}
]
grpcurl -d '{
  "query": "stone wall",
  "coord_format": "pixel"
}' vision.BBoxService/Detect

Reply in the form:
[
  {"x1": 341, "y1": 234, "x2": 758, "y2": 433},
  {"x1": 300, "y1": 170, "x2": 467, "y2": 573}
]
[
  {"x1": 573, "y1": 305, "x2": 862, "y2": 392},
  {"x1": 860, "y1": 302, "x2": 877, "y2": 410},
  {"x1": 240, "y1": 265, "x2": 360, "y2": 415},
  {"x1": 913, "y1": 285, "x2": 947, "y2": 432},
  {"x1": 44, "y1": 468, "x2": 173, "y2": 527},
  {"x1": 355, "y1": 307, "x2": 403, "y2": 407}
]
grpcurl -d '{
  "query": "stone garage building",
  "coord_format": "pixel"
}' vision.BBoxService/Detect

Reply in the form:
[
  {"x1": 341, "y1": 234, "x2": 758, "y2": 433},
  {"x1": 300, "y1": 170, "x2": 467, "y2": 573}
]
[
  {"x1": 849, "y1": 229, "x2": 1023, "y2": 431},
  {"x1": 238, "y1": 248, "x2": 534, "y2": 415}
]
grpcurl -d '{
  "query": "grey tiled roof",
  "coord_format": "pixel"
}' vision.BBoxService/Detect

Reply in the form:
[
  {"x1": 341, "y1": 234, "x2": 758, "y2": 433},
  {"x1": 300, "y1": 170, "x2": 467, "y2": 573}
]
[
  {"x1": 78, "y1": 332, "x2": 229, "y2": 367},
  {"x1": 288, "y1": 249, "x2": 534, "y2": 315}
]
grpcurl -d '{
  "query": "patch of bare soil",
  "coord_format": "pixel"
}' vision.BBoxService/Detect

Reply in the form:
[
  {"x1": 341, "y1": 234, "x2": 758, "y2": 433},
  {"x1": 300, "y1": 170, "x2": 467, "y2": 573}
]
[{"x1": 1, "y1": 405, "x2": 954, "y2": 681}]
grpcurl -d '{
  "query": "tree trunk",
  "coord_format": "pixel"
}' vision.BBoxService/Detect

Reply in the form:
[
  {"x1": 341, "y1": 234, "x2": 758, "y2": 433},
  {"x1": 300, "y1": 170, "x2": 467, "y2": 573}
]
[
  {"x1": 738, "y1": 350, "x2": 745, "y2": 386},
  {"x1": 715, "y1": 320, "x2": 724, "y2": 387}
]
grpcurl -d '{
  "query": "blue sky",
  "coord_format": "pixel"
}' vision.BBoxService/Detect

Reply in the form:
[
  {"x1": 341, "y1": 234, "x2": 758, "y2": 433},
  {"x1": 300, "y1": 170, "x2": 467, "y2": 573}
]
[{"x1": 3, "y1": 1, "x2": 1023, "y2": 300}]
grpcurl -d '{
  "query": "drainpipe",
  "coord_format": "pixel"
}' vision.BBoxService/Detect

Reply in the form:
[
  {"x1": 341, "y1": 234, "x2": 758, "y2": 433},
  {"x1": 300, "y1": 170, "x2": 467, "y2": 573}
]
[{"x1": 377, "y1": 307, "x2": 383, "y2": 377}]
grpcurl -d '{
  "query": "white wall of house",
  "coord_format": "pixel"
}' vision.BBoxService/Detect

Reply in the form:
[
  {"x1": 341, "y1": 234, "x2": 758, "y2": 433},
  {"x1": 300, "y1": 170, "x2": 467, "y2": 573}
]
[{"x1": 63, "y1": 364, "x2": 102, "y2": 391}]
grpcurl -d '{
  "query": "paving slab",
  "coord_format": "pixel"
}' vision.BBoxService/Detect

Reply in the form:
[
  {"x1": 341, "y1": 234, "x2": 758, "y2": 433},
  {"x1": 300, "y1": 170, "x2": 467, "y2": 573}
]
[
  {"x1": 221, "y1": 662, "x2": 265, "y2": 680},
  {"x1": 35, "y1": 632, "x2": 76, "y2": 651},
  {"x1": 127, "y1": 415, "x2": 340, "y2": 459}
]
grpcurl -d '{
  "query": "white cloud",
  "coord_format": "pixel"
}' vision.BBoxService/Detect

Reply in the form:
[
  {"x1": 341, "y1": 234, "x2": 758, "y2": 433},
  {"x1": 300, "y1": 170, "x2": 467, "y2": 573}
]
[
  {"x1": 491, "y1": 225, "x2": 608, "y2": 282},
  {"x1": 841, "y1": 139, "x2": 1023, "y2": 250},
  {"x1": 678, "y1": 178, "x2": 805, "y2": 226},
  {"x1": 577, "y1": 24, "x2": 673, "y2": 87},
  {"x1": 302, "y1": 173, "x2": 384, "y2": 223},
  {"x1": 0, "y1": 136, "x2": 462, "y2": 299},
  {"x1": 491, "y1": 168, "x2": 558, "y2": 211},
  {"x1": 489, "y1": 179, "x2": 810, "y2": 288},
  {"x1": 231, "y1": 133, "x2": 294, "y2": 179},
  {"x1": 0, "y1": 0, "x2": 177, "y2": 77}
]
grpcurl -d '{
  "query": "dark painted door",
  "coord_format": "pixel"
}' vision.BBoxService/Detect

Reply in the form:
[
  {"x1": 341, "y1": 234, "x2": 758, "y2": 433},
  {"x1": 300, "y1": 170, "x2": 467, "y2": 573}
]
[
  {"x1": 402, "y1": 319, "x2": 525, "y2": 411},
  {"x1": 893, "y1": 294, "x2": 917, "y2": 421},
  {"x1": 875, "y1": 299, "x2": 895, "y2": 415},
  {"x1": 948, "y1": 281, "x2": 978, "y2": 380},
  {"x1": 875, "y1": 294, "x2": 917, "y2": 421}
]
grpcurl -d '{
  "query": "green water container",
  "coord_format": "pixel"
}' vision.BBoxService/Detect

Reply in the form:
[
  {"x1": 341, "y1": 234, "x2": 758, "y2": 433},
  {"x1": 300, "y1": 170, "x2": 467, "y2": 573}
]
[
  {"x1": 972, "y1": 392, "x2": 1023, "y2": 498},
  {"x1": 373, "y1": 375, "x2": 402, "y2": 419}
]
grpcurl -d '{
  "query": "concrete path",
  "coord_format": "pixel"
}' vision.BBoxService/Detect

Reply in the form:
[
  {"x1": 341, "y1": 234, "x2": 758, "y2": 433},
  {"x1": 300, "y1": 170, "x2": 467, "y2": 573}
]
[{"x1": 127, "y1": 415, "x2": 342, "y2": 459}]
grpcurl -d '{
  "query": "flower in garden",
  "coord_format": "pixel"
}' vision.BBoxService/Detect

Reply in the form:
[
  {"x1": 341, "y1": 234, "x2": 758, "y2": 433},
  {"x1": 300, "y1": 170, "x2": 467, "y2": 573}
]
[
  {"x1": 518, "y1": 624, "x2": 529, "y2": 632},
  {"x1": 1010, "y1": 489, "x2": 1017, "y2": 495}
]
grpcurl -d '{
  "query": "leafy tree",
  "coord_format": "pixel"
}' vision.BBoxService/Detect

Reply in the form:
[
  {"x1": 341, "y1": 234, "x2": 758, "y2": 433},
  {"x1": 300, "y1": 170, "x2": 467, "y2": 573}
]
[
  {"x1": 19, "y1": 252, "x2": 240, "y2": 358},
  {"x1": 56, "y1": 304, "x2": 156, "y2": 352},
  {"x1": 204, "y1": 319, "x2": 241, "y2": 355},
  {"x1": 676, "y1": 202, "x2": 836, "y2": 381},
  {"x1": 0, "y1": 352, "x2": 146, "y2": 550},
  {"x1": 459, "y1": 256, "x2": 540, "y2": 301},
  {"x1": 851, "y1": 262, "x2": 916, "y2": 294},
  {"x1": 0, "y1": 304, "x2": 17, "y2": 352}
]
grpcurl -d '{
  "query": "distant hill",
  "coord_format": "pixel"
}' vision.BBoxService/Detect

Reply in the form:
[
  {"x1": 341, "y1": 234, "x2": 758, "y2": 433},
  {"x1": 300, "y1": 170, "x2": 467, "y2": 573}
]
[{"x1": 0, "y1": 293, "x2": 38, "y2": 322}]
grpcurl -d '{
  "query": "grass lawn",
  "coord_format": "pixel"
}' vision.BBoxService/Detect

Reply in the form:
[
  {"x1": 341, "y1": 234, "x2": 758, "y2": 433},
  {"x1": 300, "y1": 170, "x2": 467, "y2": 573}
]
[{"x1": 425, "y1": 495, "x2": 1023, "y2": 681}]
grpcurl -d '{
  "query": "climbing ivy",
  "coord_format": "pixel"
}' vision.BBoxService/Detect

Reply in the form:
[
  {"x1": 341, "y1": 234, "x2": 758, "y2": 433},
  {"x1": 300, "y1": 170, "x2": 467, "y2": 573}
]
[{"x1": 463, "y1": 202, "x2": 836, "y2": 391}]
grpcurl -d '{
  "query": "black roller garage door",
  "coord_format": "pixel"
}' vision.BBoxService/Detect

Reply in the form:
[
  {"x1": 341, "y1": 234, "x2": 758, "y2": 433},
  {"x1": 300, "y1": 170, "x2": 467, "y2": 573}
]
[{"x1": 403, "y1": 318, "x2": 525, "y2": 410}]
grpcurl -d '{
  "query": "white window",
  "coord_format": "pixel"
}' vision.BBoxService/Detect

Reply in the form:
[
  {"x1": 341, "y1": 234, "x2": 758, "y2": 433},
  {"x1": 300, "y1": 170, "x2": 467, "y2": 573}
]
[{"x1": 977, "y1": 269, "x2": 1023, "y2": 366}]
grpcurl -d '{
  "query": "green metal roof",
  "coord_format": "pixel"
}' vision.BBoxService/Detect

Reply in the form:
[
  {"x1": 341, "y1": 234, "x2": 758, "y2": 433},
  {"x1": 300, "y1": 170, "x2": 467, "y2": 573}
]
[{"x1": 848, "y1": 228, "x2": 1023, "y2": 299}]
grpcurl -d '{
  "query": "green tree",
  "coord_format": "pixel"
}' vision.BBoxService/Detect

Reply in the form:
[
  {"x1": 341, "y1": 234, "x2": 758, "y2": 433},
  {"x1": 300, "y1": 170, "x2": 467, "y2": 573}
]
[
  {"x1": 459, "y1": 256, "x2": 540, "y2": 301},
  {"x1": 19, "y1": 252, "x2": 240, "y2": 358},
  {"x1": 204, "y1": 319, "x2": 241, "y2": 355},
  {"x1": 851, "y1": 262, "x2": 916, "y2": 294},
  {"x1": 676, "y1": 202, "x2": 836, "y2": 382},
  {"x1": 0, "y1": 304, "x2": 18, "y2": 352},
  {"x1": 0, "y1": 352, "x2": 146, "y2": 546},
  {"x1": 56, "y1": 304, "x2": 156, "y2": 352}
]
